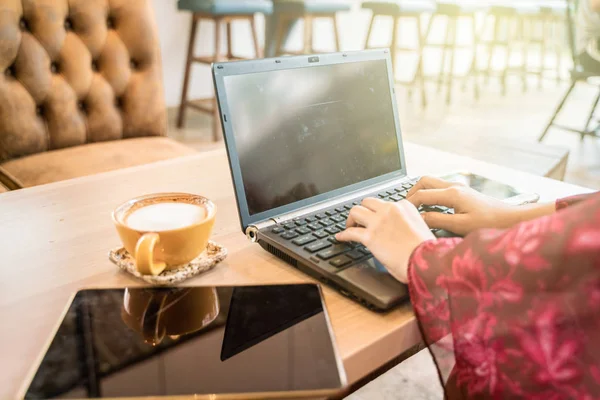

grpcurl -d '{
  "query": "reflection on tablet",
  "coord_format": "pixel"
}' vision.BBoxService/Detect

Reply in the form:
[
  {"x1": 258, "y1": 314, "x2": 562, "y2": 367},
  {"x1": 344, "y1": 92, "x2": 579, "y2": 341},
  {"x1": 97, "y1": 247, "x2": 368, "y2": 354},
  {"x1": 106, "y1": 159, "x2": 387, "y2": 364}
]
[
  {"x1": 221, "y1": 284, "x2": 323, "y2": 361},
  {"x1": 23, "y1": 285, "x2": 345, "y2": 399}
]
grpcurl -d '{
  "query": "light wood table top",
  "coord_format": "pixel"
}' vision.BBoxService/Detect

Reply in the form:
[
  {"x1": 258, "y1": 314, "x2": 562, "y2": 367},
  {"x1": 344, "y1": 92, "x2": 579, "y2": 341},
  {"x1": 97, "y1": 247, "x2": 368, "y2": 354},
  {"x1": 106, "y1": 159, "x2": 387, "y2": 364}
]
[{"x1": 0, "y1": 142, "x2": 589, "y2": 399}]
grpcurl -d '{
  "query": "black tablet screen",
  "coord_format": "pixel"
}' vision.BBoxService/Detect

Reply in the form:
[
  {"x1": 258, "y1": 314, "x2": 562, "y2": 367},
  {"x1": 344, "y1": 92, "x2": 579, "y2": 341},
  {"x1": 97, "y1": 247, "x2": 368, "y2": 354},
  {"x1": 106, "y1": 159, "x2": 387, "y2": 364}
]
[{"x1": 24, "y1": 285, "x2": 343, "y2": 398}]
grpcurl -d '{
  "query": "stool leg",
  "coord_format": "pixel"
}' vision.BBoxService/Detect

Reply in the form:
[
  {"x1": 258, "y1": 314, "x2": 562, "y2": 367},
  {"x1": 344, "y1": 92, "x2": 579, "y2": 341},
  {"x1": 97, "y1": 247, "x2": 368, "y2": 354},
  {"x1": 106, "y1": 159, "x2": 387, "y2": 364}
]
[
  {"x1": 584, "y1": 88, "x2": 600, "y2": 135},
  {"x1": 520, "y1": 16, "x2": 529, "y2": 93},
  {"x1": 333, "y1": 14, "x2": 341, "y2": 51},
  {"x1": 486, "y1": 14, "x2": 499, "y2": 85},
  {"x1": 539, "y1": 17, "x2": 548, "y2": 89},
  {"x1": 415, "y1": 15, "x2": 432, "y2": 108},
  {"x1": 446, "y1": 16, "x2": 457, "y2": 105},
  {"x1": 275, "y1": 16, "x2": 288, "y2": 56},
  {"x1": 250, "y1": 15, "x2": 262, "y2": 58},
  {"x1": 538, "y1": 80, "x2": 576, "y2": 142},
  {"x1": 303, "y1": 15, "x2": 313, "y2": 53},
  {"x1": 177, "y1": 14, "x2": 199, "y2": 129},
  {"x1": 391, "y1": 15, "x2": 399, "y2": 77},
  {"x1": 227, "y1": 21, "x2": 233, "y2": 59},
  {"x1": 500, "y1": 16, "x2": 513, "y2": 96},
  {"x1": 462, "y1": 15, "x2": 480, "y2": 99},
  {"x1": 365, "y1": 13, "x2": 376, "y2": 49},
  {"x1": 554, "y1": 19, "x2": 563, "y2": 83},
  {"x1": 437, "y1": 15, "x2": 450, "y2": 93},
  {"x1": 213, "y1": 17, "x2": 223, "y2": 141}
]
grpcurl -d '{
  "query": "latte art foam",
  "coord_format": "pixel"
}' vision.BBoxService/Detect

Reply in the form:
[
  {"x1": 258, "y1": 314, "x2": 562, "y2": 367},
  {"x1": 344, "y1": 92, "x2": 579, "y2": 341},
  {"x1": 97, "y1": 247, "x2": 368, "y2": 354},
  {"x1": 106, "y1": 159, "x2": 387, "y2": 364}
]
[{"x1": 126, "y1": 202, "x2": 207, "y2": 232}]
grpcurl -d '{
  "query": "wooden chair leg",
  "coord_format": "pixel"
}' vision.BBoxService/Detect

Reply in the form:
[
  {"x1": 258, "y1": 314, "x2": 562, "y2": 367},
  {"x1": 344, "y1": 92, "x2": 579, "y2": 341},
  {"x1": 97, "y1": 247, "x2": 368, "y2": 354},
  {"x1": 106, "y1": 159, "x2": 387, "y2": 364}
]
[
  {"x1": 472, "y1": 15, "x2": 481, "y2": 100},
  {"x1": 332, "y1": 14, "x2": 341, "y2": 51},
  {"x1": 213, "y1": 17, "x2": 223, "y2": 141},
  {"x1": 437, "y1": 15, "x2": 450, "y2": 93},
  {"x1": 554, "y1": 19, "x2": 563, "y2": 83},
  {"x1": 539, "y1": 17, "x2": 549, "y2": 89},
  {"x1": 414, "y1": 14, "x2": 433, "y2": 108},
  {"x1": 485, "y1": 14, "x2": 499, "y2": 85},
  {"x1": 177, "y1": 14, "x2": 199, "y2": 129},
  {"x1": 462, "y1": 15, "x2": 480, "y2": 100},
  {"x1": 520, "y1": 16, "x2": 529, "y2": 93},
  {"x1": 538, "y1": 80, "x2": 576, "y2": 141},
  {"x1": 226, "y1": 21, "x2": 233, "y2": 59},
  {"x1": 391, "y1": 15, "x2": 399, "y2": 79},
  {"x1": 446, "y1": 16, "x2": 457, "y2": 105},
  {"x1": 500, "y1": 16, "x2": 513, "y2": 96},
  {"x1": 584, "y1": 88, "x2": 600, "y2": 133},
  {"x1": 365, "y1": 13, "x2": 376, "y2": 49},
  {"x1": 303, "y1": 15, "x2": 313, "y2": 53},
  {"x1": 250, "y1": 15, "x2": 262, "y2": 58},
  {"x1": 275, "y1": 16, "x2": 288, "y2": 56}
]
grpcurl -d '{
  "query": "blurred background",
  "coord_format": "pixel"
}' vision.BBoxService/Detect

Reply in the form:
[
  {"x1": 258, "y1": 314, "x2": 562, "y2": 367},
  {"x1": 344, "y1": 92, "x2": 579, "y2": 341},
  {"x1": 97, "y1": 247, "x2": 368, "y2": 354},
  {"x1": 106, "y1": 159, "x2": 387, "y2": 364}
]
[{"x1": 165, "y1": 0, "x2": 600, "y2": 190}]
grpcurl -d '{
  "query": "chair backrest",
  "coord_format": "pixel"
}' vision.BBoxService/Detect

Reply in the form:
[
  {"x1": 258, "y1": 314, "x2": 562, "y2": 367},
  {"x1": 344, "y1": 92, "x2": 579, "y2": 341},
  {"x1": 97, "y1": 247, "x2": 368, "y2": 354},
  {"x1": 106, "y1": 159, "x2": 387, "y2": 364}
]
[{"x1": 0, "y1": 0, "x2": 167, "y2": 163}]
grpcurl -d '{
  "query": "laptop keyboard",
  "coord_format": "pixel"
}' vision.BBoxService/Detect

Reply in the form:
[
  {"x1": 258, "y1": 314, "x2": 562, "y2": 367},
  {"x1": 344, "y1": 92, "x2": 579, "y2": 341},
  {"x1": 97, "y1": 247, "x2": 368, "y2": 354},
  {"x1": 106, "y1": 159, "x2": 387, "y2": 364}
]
[{"x1": 268, "y1": 181, "x2": 454, "y2": 271}]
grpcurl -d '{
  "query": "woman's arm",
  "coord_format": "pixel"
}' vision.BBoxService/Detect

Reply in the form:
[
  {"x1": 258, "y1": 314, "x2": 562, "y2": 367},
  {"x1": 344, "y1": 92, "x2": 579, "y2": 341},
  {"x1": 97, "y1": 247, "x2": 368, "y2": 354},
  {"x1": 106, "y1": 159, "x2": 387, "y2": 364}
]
[
  {"x1": 591, "y1": 0, "x2": 600, "y2": 13},
  {"x1": 406, "y1": 176, "x2": 597, "y2": 235},
  {"x1": 408, "y1": 193, "x2": 600, "y2": 398}
]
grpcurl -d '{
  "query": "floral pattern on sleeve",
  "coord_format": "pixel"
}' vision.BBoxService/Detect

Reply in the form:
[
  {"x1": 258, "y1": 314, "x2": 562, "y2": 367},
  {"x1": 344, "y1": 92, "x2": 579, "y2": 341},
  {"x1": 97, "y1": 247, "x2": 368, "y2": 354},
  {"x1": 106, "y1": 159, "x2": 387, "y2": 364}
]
[{"x1": 408, "y1": 192, "x2": 600, "y2": 399}]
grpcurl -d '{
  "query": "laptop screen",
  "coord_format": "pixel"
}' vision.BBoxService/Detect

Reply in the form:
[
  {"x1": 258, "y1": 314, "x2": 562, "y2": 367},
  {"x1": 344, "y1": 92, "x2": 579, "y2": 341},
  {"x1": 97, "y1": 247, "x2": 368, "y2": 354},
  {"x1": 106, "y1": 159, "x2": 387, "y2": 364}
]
[{"x1": 223, "y1": 59, "x2": 401, "y2": 216}]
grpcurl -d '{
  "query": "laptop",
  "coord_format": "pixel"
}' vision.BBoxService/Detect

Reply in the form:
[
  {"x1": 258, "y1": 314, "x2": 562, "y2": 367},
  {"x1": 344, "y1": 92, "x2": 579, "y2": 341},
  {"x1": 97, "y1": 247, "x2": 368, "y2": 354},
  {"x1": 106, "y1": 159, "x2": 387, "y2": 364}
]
[{"x1": 212, "y1": 49, "x2": 452, "y2": 311}]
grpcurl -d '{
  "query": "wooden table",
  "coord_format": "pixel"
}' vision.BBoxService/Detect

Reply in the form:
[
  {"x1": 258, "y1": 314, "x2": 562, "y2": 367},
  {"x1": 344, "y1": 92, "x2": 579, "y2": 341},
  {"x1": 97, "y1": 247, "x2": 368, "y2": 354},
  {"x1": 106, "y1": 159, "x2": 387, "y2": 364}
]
[{"x1": 0, "y1": 142, "x2": 589, "y2": 399}]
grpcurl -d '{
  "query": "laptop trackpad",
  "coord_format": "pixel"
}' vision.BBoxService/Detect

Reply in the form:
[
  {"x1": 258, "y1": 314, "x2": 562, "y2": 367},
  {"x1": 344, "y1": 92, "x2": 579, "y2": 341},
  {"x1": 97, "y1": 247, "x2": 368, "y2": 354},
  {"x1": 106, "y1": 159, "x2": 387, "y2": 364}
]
[{"x1": 337, "y1": 259, "x2": 408, "y2": 305}]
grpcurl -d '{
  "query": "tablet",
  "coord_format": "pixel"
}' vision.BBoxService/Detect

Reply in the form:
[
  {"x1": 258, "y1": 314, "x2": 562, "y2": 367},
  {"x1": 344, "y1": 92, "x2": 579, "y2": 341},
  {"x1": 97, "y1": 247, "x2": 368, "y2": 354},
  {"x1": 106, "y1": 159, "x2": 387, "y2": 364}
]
[
  {"x1": 442, "y1": 171, "x2": 540, "y2": 205},
  {"x1": 20, "y1": 284, "x2": 347, "y2": 399}
]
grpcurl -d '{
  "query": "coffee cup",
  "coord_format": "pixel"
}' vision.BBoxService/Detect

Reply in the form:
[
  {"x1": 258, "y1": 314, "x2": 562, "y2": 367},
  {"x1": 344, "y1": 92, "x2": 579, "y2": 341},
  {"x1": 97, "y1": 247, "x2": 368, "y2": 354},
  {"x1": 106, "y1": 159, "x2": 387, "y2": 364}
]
[
  {"x1": 112, "y1": 193, "x2": 216, "y2": 275},
  {"x1": 121, "y1": 287, "x2": 220, "y2": 345}
]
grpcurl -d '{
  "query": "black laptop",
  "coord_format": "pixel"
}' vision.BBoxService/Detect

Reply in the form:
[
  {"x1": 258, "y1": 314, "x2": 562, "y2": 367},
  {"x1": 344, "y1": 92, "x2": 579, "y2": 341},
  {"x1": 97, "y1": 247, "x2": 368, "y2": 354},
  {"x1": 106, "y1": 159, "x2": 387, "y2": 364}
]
[{"x1": 212, "y1": 49, "x2": 452, "y2": 311}]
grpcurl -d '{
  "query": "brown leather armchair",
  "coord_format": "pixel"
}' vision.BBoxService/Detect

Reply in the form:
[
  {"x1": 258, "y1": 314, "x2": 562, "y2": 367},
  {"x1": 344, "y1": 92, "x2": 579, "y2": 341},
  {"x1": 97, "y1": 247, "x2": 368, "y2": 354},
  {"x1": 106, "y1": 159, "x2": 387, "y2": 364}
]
[{"x1": 0, "y1": 0, "x2": 195, "y2": 191}]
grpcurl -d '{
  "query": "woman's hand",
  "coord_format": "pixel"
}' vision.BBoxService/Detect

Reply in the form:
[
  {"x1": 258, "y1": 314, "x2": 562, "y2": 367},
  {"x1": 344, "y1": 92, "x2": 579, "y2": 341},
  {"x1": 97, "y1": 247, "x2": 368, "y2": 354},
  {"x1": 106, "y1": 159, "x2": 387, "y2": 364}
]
[
  {"x1": 406, "y1": 176, "x2": 555, "y2": 236},
  {"x1": 335, "y1": 198, "x2": 434, "y2": 284}
]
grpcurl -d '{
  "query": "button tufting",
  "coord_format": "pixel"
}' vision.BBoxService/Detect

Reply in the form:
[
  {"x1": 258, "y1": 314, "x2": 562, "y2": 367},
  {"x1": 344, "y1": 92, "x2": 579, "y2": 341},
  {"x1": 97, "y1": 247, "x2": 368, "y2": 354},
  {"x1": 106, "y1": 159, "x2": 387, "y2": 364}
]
[
  {"x1": 129, "y1": 59, "x2": 138, "y2": 70},
  {"x1": 78, "y1": 101, "x2": 87, "y2": 113},
  {"x1": 50, "y1": 62, "x2": 59, "y2": 74},
  {"x1": 91, "y1": 61, "x2": 99, "y2": 72},
  {"x1": 107, "y1": 16, "x2": 115, "y2": 29},
  {"x1": 4, "y1": 66, "x2": 14, "y2": 78},
  {"x1": 115, "y1": 97, "x2": 123, "y2": 108},
  {"x1": 36, "y1": 105, "x2": 44, "y2": 117},
  {"x1": 64, "y1": 18, "x2": 73, "y2": 31},
  {"x1": 19, "y1": 17, "x2": 29, "y2": 32}
]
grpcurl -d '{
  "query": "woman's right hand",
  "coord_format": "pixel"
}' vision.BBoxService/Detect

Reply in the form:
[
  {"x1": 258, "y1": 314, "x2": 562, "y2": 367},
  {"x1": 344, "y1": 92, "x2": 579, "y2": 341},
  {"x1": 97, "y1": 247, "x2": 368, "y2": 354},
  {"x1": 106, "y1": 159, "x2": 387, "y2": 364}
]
[{"x1": 406, "y1": 176, "x2": 554, "y2": 236}]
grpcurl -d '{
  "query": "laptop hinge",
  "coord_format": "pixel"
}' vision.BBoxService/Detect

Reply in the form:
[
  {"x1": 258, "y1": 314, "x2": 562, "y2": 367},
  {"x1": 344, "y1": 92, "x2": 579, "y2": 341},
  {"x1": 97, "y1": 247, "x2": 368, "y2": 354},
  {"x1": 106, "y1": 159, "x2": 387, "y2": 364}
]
[{"x1": 245, "y1": 220, "x2": 276, "y2": 242}]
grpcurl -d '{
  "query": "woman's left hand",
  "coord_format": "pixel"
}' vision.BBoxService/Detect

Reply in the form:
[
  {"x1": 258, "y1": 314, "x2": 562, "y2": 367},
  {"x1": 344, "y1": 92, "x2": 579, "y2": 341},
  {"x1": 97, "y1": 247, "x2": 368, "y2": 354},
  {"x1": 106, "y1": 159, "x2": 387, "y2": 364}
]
[{"x1": 335, "y1": 198, "x2": 435, "y2": 283}]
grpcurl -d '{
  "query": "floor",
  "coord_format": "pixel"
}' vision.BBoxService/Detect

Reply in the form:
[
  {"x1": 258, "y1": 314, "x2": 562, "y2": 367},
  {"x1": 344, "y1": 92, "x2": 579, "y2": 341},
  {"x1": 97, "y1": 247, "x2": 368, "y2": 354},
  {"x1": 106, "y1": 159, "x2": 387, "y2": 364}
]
[{"x1": 347, "y1": 349, "x2": 443, "y2": 400}]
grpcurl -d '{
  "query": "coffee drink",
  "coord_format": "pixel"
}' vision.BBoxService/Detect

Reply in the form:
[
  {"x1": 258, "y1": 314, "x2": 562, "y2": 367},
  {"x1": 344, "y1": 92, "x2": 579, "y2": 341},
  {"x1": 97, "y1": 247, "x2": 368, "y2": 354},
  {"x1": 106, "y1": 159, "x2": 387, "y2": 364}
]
[
  {"x1": 113, "y1": 193, "x2": 217, "y2": 275},
  {"x1": 126, "y1": 202, "x2": 207, "y2": 232}
]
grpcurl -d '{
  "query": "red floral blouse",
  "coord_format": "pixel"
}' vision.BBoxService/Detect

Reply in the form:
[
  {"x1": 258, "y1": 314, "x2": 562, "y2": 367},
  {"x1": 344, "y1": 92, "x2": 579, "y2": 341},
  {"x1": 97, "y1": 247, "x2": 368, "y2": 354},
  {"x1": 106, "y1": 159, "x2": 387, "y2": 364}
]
[{"x1": 407, "y1": 192, "x2": 600, "y2": 399}]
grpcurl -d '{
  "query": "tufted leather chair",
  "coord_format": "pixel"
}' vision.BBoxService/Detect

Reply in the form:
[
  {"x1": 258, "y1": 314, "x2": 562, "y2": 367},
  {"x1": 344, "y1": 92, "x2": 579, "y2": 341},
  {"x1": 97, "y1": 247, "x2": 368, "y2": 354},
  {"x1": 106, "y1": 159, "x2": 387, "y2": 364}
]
[{"x1": 0, "y1": 0, "x2": 195, "y2": 191}]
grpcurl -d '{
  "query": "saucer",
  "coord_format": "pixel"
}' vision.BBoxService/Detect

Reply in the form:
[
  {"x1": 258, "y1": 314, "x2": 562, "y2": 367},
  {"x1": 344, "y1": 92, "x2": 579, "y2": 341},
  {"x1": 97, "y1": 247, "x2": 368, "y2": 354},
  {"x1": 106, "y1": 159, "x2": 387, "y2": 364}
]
[{"x1": 109, "y1": 241, "x2": 227, "y2": 285}]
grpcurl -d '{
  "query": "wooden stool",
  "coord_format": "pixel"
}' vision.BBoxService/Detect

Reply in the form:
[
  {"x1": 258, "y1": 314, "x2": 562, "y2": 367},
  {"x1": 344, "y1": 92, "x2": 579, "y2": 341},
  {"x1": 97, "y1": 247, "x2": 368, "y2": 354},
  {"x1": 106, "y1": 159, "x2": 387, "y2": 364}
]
[
  {"x1": 273, "y1": 1, "x2": 352, "y2": 55},
  {"x1": 418, "y1": 1, "x2": 488, "y2": 105},
  {"x1": 479, "y1": 4, "x2": 541, "y2": 95},
  {"x1": 362, "y1": 1, "x2": 437, "y2": 108},
  {"x1": 530, "y1": 2, "x2": 568, "y2": 88},
  {"x1": 177, "y1": 0, "x2": 272, "y2": 141}
]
